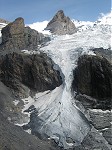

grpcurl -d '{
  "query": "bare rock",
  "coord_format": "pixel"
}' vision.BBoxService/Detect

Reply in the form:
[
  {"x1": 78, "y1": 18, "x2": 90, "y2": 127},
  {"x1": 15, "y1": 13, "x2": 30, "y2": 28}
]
[
  {"x1": 0, "y1": 52, "x2": 62, "y2": 96},
  {"x1": 45, "y1": 10, "x2": 77, "y2": 35},
  {"x1": 72, "y1": 54, "x2": 112, "y2": 110},
  {"x1": 0, "y1": 17, "x2": 50, "y2": 52}
]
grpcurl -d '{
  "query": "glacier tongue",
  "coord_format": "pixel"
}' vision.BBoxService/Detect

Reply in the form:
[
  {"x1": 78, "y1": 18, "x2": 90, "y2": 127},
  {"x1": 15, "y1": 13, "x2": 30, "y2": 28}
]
[
  {"x1": 31, "y1": 85, "x2": 90, "y2": 148},
  {"x1": 29, "y1": 35, "x2": 94, "y2": 148}
]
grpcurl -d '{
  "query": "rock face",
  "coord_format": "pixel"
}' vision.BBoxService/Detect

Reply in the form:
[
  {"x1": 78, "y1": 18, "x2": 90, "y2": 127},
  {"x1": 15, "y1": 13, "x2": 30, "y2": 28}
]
[
  {"x1": 2, "y1": 18, "x2": 24, "y2": 43},
  {"x1": 72, "y1": 55, "x2": 112, "y2": 110},
  {"x1": 72, "y1": 53, "x2": 112, "y2": 150},
  {"x1": 45, "y1": 10, "x2": 77, "y2": 35},
  {"x1": 0, "y1": 17, "x2": 50, "y2": 52},
  {"x1": 0, "y1": 52, "x2": 62, "y2": 96}
]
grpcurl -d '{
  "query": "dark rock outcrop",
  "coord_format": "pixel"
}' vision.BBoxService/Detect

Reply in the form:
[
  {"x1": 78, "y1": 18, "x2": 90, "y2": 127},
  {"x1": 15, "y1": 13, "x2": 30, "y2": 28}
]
[
  {"x1": 72, "y1": 55, "x2": 112, "y2": 110},
  {"x1": 45, "y1": 10, "x2": 77, "y2": 35},
  {"x1": 0, "y1": 17, "x2": 50, "y2": 52},
  {"x1": 0, "y1": 52, "x2": 62, "y2": 97}
]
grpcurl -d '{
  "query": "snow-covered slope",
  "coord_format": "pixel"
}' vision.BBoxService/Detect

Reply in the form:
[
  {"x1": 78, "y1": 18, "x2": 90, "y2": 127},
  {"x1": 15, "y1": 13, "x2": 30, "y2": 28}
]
[
  {"x1": 17, "y1": 11, "x2": 111, "y2": 149},
  {"x1": 96, "y1": 11, "x2": 112, "y2": 25},
  {"x1": 26, "y1": 20, "x2": 50, "y2": 35},
  {"x1": 73, "y1": 11, "x2": 112, "y2": 32}
]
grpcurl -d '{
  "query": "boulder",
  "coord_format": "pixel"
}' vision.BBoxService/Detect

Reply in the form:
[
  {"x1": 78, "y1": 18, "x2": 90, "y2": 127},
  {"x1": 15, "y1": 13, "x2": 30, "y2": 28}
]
[
  {"x1": 0, "y1": 52, "x2": 62, "y2": 96},
  {"x1": 45, "y1": 10, "x2": 77, "y2": 35}
]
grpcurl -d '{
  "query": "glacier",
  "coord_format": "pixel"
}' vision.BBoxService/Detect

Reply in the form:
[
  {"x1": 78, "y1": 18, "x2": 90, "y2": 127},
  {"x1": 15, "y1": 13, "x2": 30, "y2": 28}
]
[{"x1": 12, "y1": 11, "x2": 111, "y2": 149}]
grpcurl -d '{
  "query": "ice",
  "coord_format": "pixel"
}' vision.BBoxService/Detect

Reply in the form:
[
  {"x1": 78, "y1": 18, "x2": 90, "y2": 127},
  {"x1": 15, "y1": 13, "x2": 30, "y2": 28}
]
[{"x1": 30, "y1": 85, "x2": 90, "y2": 148}]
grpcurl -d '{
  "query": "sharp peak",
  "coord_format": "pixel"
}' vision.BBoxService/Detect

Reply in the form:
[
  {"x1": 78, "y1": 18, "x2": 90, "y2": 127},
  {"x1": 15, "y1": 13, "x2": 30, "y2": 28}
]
[
  {"x1": 54, "y1": 10, "x2": 65, "y2": 17},
  {"x1": 56, "y1": 10, "x2": 64, "y2": 14}
]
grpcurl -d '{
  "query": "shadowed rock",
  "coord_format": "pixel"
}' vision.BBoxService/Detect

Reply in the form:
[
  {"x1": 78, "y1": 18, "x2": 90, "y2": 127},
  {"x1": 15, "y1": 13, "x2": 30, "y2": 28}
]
[
  {"x1": 0, "y1": 52, "x2": 62, "y2": 97},
  {"x1": 72, "y1": 54, "x2": 112, "y2": 110}
]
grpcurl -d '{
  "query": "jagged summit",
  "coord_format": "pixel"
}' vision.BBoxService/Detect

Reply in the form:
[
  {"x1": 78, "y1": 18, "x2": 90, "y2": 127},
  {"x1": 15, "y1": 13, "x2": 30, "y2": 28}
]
[{"x1": 45, "y1": 10, "x2": 77, "y2": 35}]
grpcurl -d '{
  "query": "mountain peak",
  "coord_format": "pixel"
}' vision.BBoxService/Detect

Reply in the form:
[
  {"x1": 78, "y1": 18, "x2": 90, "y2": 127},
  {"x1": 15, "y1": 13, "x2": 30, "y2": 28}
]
[
  {"x1": 45, "y1": 10, "x2": 77, "y2": 35},
  {"x1": 53, "y1": 10, "x2": 65, "y2": 19}
]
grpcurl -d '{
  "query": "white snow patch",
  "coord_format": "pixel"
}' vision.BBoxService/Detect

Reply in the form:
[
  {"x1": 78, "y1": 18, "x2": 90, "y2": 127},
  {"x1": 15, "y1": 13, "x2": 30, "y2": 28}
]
[
  {"x1": 26, "y1": 20, "x2": 51, "y2": 35},
  {"x1": 15, "y1": 122, "x2": 28, "y2": 126},
  {"x1": 89, "y1": 109, "x2": 111, "y2": 113},
  {"x1": 22, "y1": 96, "x2": 35, "y2": 114},
  {"x1": 0, "y1": 23, "x2": 7, "y2": 37},
  {"x1": 25, "y1": 129, "x2": 31, "y2": 134},
  {"x1": 101, "y1": 128, "x2": 109, "y2": 131},
  {"x1": 13, "y1": 99, "x2": 19, "y2": 106}
]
